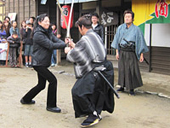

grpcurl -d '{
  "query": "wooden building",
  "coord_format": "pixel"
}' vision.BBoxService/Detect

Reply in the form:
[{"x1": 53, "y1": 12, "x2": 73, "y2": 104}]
[
  {"x1": 0, "y1": 0, "x2": 5, "y2": 21},
  {"x1": 4, "y1": 0, "x2": 57, "y2": 27},
  {"x1": 2, "y1": 0, "x2": 170, "y2": 75}
]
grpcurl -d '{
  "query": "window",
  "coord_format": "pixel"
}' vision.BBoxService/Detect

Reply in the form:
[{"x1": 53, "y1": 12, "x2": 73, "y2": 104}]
[{"x1": 0, "y1": 1, "x2": 5, "y2": 21}]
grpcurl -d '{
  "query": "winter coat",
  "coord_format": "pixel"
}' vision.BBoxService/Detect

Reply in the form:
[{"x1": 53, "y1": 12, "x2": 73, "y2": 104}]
[
  {"x1": 23, "y1": 28, "x2": 33, "y2": 45},
  {"x1": 0, "y1": 29, "x2": 7, "y2": 39},
  {"x1": 7, "y1": 36, "x2": 20, "y2": 48},
  {"x1": 92, "y1": 24, "x2": 105, "y2": 43},
  {"x1": 32, "y1": 25, "x2": 66, "y2": 67},
  {"x1": 9, "y1": 27, "x2": 20, "y2": 38}
]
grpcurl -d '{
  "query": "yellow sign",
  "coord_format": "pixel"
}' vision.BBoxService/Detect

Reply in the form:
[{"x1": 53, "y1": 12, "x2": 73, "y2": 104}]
[{"x1": 132, "y1": 0, "x2": 170, "y2": 26}]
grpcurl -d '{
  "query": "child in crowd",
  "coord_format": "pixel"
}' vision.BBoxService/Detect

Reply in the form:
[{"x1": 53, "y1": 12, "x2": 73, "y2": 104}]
[
  {"x1": 24, "y1": 20, "x2": 33, "y2": 67},
  {"x1": 7, "y1": 31, "x2": 20, "y2": 67},
  {"x1": 10, "y1": 20, "x2": 20, "y2": 38}
]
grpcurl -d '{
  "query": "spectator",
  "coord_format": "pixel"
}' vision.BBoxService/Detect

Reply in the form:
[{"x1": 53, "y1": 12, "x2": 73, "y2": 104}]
[
  {"x1": 7, "y1": 31, "x2": 20, "y2": 67},
  {"x1": 10, "y1": 20, "x2": 20, "y2": 38},
  {"x1": 0, "y1": 20, "x2": 6, "y2": 39},
  {"x1": 24, "y1": 20, "x2": 33, "y2": 67},
  {"x1": 3, "y1": 20, "x2": 11, "y2": 38},
  {"x1": 51, "y1": 23, "x2": 57, "y2": 36},
  {"x1": 29, "y1": 17, "x2": 35, "y2": 27},
  {"x1": 20, "y1": 20, "x2": 26, "y2": 41},
  {"x1": 4, "y1": 16, "x2": 10, "y2": 22},
  {"x1": 91, "y1": 12, "x2": 105, "y2": 43},
  {"x1": 20, "y1": 20, "x2": 27, "y2": 64},
  {"x1": 51, "y1": 24, "x2": 61, "y2": 67},
  {"x1": 0, "y1": 21, "x2": 7, "y2": 65}
]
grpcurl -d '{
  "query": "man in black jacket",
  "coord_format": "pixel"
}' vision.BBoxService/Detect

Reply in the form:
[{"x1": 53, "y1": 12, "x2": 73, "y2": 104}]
[{"x1": 91, "y1": 13, "x2": 105, "y2": 43}]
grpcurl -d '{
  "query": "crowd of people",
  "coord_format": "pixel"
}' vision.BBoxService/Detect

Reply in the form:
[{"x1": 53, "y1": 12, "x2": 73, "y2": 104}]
[
  {"x1": 0, "y1": 16, "x2": 34, "y2": 67},
  {"x1": 0, "y1": 16, "x2": 59, "y2": 68}
]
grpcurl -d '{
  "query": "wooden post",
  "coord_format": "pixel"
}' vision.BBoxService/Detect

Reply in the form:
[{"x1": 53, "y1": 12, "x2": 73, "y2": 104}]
[
  {"x1": 5, "y1": 42, "x2": 9, "y2": 67},
  {"x1": 149, "y1": 24, "x2": 152, "y2": 72},
  {"x1": 18, "y1": 41, "x2": 23, "y2": 68},
  {"x1": 79, "y1": 3, "x2": 82, "y2": 39},
  {"x1": 56, "y1": 4, "x2": 61, "y2": 65},
  {"x1": 96, "y1": 0, "x2": 102, "y2": 22}
]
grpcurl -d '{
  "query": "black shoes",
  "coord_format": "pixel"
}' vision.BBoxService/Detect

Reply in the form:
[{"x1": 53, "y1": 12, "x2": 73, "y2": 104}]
[
  {"x1": 46, "y1": 107, "x2": 61, "y2": 113},
  {"x1": 129, "y1": 89, "x2": 135, "y2": 96},
  {"x1": 20, "y1": 98, "x2": 35, "y2": 104},
  {"x1": 81, "y1": 114, "x2": 101, "y2": 127},
  {"x1": 117, "y1": 87, "x2": 135, "y2": 96},
  {"x1": 20, "y1": 98, "x2": 61, "y2": 112},
  {"x1": 117, "y1": 87, "x2": 124, "y2": 92}
]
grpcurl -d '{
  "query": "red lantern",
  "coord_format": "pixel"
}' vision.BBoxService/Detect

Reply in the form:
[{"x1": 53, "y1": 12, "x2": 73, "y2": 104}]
[{"x1": 61, "y1": 5, "x2": 74, "y2": 29}]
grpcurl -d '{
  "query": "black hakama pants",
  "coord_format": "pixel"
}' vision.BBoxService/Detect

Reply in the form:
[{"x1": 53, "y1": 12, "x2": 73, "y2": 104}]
[
  {"x1": 118, "y1": 50, "x2": 143, "y2": 90},
  {"x1": 72, "y1": 60, "x2": 115, "y2": 118}
]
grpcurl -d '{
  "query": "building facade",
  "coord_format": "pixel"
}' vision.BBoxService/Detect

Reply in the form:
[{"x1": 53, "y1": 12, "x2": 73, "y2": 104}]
[
  {"x1": 0, "y1": 0, "x2": 5, "y2": 21},
  {"x1": 2, "y1": 0, "x2": 170, "y2": 75}
]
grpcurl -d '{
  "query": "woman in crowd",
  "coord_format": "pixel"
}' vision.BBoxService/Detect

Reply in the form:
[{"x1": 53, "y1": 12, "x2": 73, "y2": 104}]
[
  {"x1": 0, "y1": 20, "x2": 6, "y2": 39},
  {"x1": 20, "y1": 20, "x2": 26, "y2": 41},
  {"x1": 10, "y1": 20, "x2": 20, "y2": 37},
  {"x1": 3, "y1": 20, "x2": 11, "y2": 38},
  {"x1": 51, "y1": 23, "x2": 61, "y2": 67}
]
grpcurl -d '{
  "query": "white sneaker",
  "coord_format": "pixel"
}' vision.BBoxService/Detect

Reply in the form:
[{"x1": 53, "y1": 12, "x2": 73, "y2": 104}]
[
  {"x1": 51, "y1": 64, "x2": 55, "y2": 67},
  {"x1": 25, "y1": 63, "x2": 29, "y2": 68}
]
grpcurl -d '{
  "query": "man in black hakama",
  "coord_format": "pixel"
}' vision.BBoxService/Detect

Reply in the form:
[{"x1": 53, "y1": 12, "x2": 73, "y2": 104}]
[{"x1": 65, "y1": 14, "x2": 115, "y2": 127}]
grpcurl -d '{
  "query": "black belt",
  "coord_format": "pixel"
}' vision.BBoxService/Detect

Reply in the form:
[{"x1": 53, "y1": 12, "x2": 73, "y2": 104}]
[{"x1": 119, "y1": 44, "x2": 135, "y2": 52}]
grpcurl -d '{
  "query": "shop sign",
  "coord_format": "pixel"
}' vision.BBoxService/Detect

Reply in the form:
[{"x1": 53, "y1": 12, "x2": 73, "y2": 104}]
[
  {"x1": 155, "y1": 0, "x2": 169, "y2": 18},
  {"x1": 8, "y1": 13, "x2": 17, "y2": 21},
  {"x1": 101, "y1": 10, "x2": 118, "y2": 26}
]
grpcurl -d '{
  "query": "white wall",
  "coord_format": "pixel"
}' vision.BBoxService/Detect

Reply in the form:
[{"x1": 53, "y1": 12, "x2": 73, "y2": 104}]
[
  {"x1": 145, "y1": 23, "x2": 170, "y2": 47},
  {"x1": 144, "y1": 24, "x2": 150, "y2": 46}
]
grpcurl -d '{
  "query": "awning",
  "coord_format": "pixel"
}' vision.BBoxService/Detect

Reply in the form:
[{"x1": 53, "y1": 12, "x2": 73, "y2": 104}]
[
  {"x1": 57, "y1": 0, "x2": 97, "y2": 4},
  {"x1": 41, "y1": 0, "x2": 97, "y2": 5}
]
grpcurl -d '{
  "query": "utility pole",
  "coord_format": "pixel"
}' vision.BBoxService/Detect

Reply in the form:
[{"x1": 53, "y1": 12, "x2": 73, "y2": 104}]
[{"x1": 56, "y1": 4, "x2": 61, "y2": 65}]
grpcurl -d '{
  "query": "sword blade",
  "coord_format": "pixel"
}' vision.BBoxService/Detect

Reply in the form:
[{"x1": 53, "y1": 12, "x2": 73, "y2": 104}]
[{"x1": 66, "y1": 0, "x2": 74, "y2": 38}]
